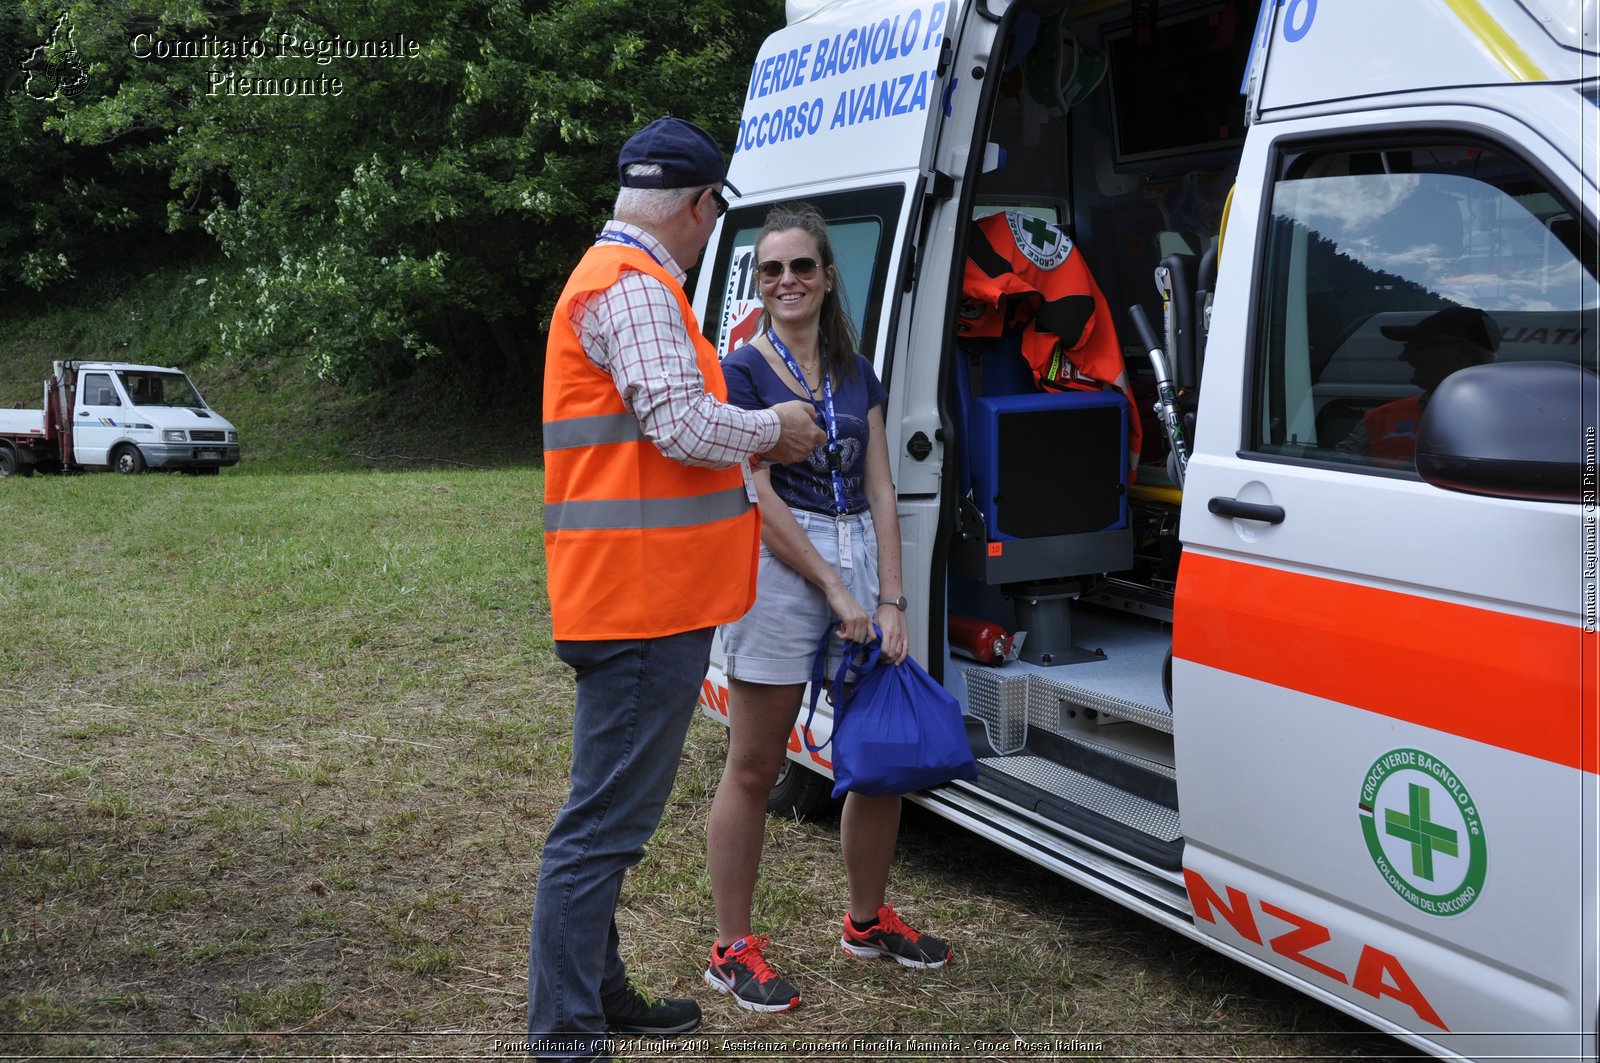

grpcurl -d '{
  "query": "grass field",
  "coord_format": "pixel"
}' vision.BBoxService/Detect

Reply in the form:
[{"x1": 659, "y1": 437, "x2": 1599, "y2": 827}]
[{"x1": 0, "y1": 466, "x2": 1425, "y2": 1061}]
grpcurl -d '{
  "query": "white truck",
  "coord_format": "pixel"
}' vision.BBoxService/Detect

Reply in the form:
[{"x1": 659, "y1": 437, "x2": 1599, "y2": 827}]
[
  {"x1": 0, "y1": 360, "x2": 241, "y2": 476},
  {"x1": 694, "y1": 0, "x2": 1598, "y2": 1059}
]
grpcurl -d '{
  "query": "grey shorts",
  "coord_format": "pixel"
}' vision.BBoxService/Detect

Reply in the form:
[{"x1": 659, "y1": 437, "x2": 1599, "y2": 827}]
[{"x1": 720, "y1": 507, "x2": 880, "y2": 686}]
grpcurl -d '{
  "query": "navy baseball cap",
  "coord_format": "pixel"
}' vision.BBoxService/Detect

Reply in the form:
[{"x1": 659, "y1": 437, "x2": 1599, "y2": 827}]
[{"x1": 617, "y1": 117, "x2": 741, "y2": 196}]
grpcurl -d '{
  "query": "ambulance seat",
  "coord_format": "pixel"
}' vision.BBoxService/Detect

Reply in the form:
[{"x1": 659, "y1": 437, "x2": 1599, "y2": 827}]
[{"x1": 949, "y1": 333, "x2": 1134, "y2": 664}]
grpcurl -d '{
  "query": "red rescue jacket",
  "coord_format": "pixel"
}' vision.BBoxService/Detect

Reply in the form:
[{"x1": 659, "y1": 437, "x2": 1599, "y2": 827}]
[{"x1": 960, "y1": 211, "x2": 1142, "y2": 466}]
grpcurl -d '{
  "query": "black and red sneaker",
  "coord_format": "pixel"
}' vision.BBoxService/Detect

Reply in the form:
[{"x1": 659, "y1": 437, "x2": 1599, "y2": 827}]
[
  {"x1": 840, "y1": 904, "x2": 952, "y2": 969},
  {"x1": 703, "y1": 934, "x2": 802, "y2": 1012}
]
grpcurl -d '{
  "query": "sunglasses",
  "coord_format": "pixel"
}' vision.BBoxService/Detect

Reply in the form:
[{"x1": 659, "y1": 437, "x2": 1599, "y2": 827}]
[
  {"x1": 705, "y1": 187, "x2": 729, "y2": 217},
  {"x1": 755, "y1": 257, "x2": 820, "y2": 282}
]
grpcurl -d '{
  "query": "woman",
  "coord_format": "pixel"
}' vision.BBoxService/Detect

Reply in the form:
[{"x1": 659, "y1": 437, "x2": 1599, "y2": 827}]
[{"x1": 704, "y1": 205, "x2": 952, "y2": 1014}]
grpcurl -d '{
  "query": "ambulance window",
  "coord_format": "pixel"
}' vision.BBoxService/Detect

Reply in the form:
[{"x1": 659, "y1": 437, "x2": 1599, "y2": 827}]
[
  {"x1": 973, "y1": 204, "x2": 1061, "y2": 226},
  {"x1": 1249, "y1": 140, "x2": 1598, "y2": 473},
  {"x1": 702, "y1": 186, "x2": 905, "y2": 360}
]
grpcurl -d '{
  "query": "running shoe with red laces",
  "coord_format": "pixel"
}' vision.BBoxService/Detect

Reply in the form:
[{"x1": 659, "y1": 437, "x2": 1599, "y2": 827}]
[
  {"x1": 840, "y1": 904, "x2": 953, "y2": 968},
  {"x1": 703, "y1": 934, "x2": 802, "y2": 1012}
]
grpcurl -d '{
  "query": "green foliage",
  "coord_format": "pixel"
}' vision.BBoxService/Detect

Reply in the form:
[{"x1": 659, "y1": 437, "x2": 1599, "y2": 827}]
[
  {"x1": 0, "y1": 6, "x2": 167, "y2": 292},
  {"x1": 0, "y1": 259, "x2": 539, "y2": 473},
  {"x1": 4, "y1": 0, "x2": 784, "y2": 383}
]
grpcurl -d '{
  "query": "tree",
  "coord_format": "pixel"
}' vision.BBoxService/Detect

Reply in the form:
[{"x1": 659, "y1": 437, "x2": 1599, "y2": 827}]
[
  {"x1": 0, "y1": 6, "x2": 172, "y2": 294},
  {"x1": 7, "y1": 0, "x2": 783, "y2": 387}
]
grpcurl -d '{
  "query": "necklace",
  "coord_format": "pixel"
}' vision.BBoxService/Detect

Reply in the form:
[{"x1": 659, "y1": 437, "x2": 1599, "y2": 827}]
[{"x1": 769, "y1": 333, "x2": 821, "y2": 385}]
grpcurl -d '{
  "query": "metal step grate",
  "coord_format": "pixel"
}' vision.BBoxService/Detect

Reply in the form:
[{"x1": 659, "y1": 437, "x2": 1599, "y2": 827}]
[
  {"x1": 979, "y1": 755, "x2": 1182, "y2": 842},
  {"x1": 1056, "y1": 731, "x2": 1176, "y2": 780}
]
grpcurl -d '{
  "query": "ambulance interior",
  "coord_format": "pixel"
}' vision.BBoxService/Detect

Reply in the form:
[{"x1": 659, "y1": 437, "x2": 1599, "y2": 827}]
[
  {"x1": 936, "y1": 0, "x2": 1244, "y2": 874},
  {"x1": 938, "y1": 0, "x2": 1595, "y2": 875}
]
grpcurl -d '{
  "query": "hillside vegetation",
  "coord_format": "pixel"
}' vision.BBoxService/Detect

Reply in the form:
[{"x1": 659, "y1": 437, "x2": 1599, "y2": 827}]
[{"x1": 0, "y1": 260, "x2": 539, "y2": 474}]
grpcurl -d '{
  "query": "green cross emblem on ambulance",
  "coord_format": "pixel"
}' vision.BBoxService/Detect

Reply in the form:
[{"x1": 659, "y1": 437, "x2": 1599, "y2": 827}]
[
  {"x1": 1358, "y1": 749, "x2": 1486, "y2": 916},
  {"x1": 1005, "y1": 212, "x2": 1071, "y2": 270}
]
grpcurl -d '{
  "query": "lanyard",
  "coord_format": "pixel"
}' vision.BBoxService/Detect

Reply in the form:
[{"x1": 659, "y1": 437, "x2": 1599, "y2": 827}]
[
  {"x1": 594, "y1": 229, "x2": 662, "y2": 265},
  {"x1": 767, "y1": 328, "x2": 850, "y2": 517}
]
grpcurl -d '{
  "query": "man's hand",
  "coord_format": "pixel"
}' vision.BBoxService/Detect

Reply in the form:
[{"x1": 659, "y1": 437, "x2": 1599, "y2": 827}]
[{"x1": 761, "y1": 399, "x2": 825, "y2": 465}]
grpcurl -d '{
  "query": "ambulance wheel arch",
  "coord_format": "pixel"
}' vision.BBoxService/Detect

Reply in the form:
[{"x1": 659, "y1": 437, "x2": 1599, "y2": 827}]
[{"x1": 1176, "y1": 102, "x2": 1597, "y2": 1055}]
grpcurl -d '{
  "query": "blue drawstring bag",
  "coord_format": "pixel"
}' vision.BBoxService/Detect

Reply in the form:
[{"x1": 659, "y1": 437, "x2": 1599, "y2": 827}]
[{"x1": 801, "y1": 625, "x2": 980, "y2": 799}]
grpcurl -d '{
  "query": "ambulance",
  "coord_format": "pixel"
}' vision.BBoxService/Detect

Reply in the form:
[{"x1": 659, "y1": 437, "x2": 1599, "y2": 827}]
[{"x1": 691, "y1": 0, "x2": 1599, "y2": 1058}]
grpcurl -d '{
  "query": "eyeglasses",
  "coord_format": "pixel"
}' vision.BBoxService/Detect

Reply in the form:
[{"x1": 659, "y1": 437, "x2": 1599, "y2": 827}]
[
  {"x1": 756, "y1": 257, "x2": 820, "y2": 282},
  {"x1": 705, "y1": 188, "x2": 729, "y2": 217}
]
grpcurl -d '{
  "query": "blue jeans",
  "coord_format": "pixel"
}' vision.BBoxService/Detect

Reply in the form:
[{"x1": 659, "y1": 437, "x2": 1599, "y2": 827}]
[{"x1": 526, "y1": 627, "x2": 714, "y2": 1061}]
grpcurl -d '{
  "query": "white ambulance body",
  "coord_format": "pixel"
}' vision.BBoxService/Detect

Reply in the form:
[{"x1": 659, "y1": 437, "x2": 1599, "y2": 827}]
[{"x1": 693, "y1": 0, "x2": 1598, "y2": 1058}]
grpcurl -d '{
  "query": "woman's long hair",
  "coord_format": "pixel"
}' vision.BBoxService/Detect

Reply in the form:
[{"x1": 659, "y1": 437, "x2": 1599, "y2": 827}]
[{"x1": 754, "y1": 204, "x2": 860, "y2": 382}]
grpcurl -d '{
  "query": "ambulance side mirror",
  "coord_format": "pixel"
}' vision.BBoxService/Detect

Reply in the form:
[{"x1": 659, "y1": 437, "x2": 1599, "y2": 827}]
[{"x1": 1415, "y1": 361, "x2": 1597, "y2": 504}]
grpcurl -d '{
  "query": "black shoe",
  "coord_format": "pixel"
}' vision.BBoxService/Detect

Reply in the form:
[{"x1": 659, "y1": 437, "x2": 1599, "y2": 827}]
[{"x1": 601, "y1": 978, "x2": 702, "y2": 1035}]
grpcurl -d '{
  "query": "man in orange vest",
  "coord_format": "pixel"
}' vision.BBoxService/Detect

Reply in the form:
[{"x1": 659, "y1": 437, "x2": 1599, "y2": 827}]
[
  {"x1": 1338, "y1": 306, "x2": 1499, "y2": 464},
  {"x1": 530, "y1": 117, "x2": 824, "y2": 1061}
]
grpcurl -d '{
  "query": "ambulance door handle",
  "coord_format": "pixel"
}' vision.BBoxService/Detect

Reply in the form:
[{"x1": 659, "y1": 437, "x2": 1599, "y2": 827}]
[{"x1": 1208, "y1": 497, "x2": 1285, "y2": 524}]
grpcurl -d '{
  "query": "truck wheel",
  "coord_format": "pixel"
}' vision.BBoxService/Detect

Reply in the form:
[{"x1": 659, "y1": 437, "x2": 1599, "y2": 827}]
[
  {"x1": 112, "y1": 445, "x2": 146, "y2": 475},
  {"x1": 0, "y1": 447, "x2": 17, "y2": 478},
  {"x1": 767, "y1": 760, "x2": 834, "y2": 821}
]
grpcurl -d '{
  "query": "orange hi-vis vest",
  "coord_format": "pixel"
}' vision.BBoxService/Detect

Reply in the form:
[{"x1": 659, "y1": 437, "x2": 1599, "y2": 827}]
[
  {"x1": 1363, "y1": 393, "x2": 1427, "y2": 461},
  {"x1": 543, "y1": 243, "x2": 760, "y2": 641},
  {"x1": 959, "y1": 211, "x2": 1142, "y2": 464}
]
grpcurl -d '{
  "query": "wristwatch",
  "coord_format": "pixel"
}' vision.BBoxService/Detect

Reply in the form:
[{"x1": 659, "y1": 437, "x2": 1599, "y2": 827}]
[{"x1": 877, "y1": 596, "x2": 908, "y2": 612}]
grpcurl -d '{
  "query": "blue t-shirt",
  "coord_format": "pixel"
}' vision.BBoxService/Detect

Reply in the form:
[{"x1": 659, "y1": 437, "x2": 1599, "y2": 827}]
[{"x1": 722, "y1": 343, "x2": 888, "y2": 515}]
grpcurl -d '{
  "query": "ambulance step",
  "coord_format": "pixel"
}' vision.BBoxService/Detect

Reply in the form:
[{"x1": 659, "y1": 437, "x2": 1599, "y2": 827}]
[
  {"x1": 975, "y1": 754, "x2": 1183, "y2": 870},
  {"x1": 1028, "y1": 604, "x2": 1173, "y2": 731},
  {"x1": 912, "y1": 783, "x2": 1191, "y2": 917},
  {"x1": 1058, "y1": 731, "x2": 1175, "y2": 780},
  {"x1": 1031, "y1": 669, "x2": 1172, "y2": 734},
  {"x1": 963, "y1": 662, "x2": 1172, "y2": 760}
]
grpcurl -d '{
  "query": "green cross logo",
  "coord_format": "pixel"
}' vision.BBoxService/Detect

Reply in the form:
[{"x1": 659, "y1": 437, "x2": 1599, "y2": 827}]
[
  {"x1": 1383, "y1": 783, "x2": 1458, "y2": 880},
  {"x1": 1019, "y1": 216, "x2": 1058, "y2": 253},
  {"x1": 1359, "y1": 749, "x2": 1486, "y2": 917},
  {"x1": 1005, "y1": 213, "x2": 1070, "y2": 269}
]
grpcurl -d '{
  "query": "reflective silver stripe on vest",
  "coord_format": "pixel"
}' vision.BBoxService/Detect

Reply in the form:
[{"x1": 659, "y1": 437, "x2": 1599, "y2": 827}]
[
  {"x1": 546, "y1": 485, "x2": 750, "y2": 532},
  {"x1": 543, "y1": 412, "x2": 648, "y2": 451}
]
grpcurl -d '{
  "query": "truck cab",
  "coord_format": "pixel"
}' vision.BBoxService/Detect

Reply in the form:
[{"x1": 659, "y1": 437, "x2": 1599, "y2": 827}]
[
  {"x1": 695, "y1": 0, "x2": 1598, "y2": 1058},
  {"x1": 69, "y1": 362, "x2": 241, "y2": 473},
  {"x1": 0, "y1": 360, "x2": 241, "y2": 475}
]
